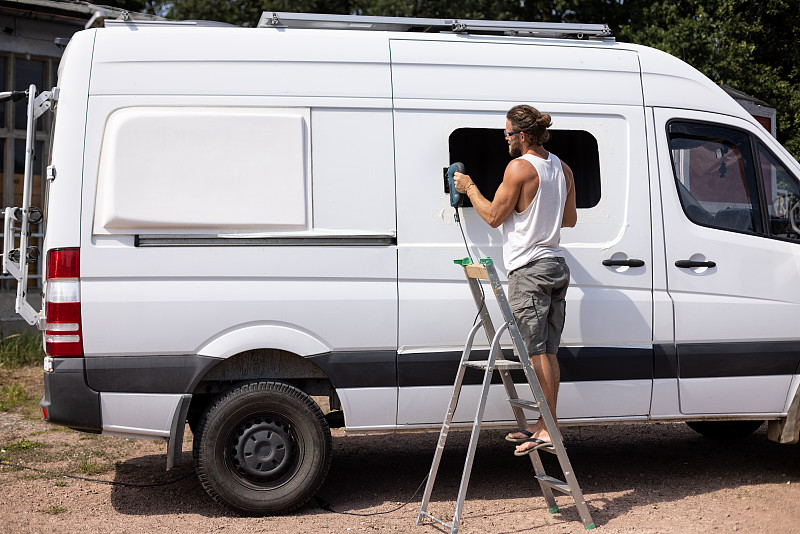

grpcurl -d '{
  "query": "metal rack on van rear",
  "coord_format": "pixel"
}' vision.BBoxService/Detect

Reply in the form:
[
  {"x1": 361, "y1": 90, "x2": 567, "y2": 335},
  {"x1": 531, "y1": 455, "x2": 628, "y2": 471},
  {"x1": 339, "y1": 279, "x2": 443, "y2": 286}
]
[{"x1": 257, "y1": 12, "x2": 613, "y2": 40}]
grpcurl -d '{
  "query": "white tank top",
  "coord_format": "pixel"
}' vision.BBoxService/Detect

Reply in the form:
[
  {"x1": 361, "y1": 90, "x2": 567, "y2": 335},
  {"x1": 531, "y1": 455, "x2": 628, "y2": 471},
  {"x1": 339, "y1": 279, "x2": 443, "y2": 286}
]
[{"x1": 501, "y1": 153, "x2": 566, "y2": 272}]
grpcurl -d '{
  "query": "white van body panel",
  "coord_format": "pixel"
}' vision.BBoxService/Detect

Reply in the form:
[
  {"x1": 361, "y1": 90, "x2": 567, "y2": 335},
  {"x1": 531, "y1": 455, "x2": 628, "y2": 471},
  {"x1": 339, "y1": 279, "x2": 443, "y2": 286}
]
[
  {"x1": 636, "y1": 45, "x2": 748, "y2": 117},
  {"x1": 389, "y1": 37, "x2": 643, "y2": 106},
  {"x1": 336, "y1": 387, "x2": 398, "y2": 431},
  {"x1": 89, "y1": 27, "x2": 393, "y2": 98},
  {"x1": 43, "y1": 30, "x2": 96, "y2": 252}
]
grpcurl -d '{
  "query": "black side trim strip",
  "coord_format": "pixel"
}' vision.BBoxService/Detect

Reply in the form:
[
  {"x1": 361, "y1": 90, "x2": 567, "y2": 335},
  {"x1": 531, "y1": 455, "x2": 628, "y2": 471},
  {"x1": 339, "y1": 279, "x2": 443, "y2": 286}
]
[
  {"x1": 308, "y1": 351, "x2": 397, "y2": 389},
  {"x1": 654, "y1": 344, "x2": 678, "y2": 379},
  {"x1": 677, "y1": 341, "x2": 800, "y2": 378},
  {"x1": 85, "y1": 355, "x2": 221, "y2": 393},
  {"x1": 135, "y1": 235, "x2": 397, "y2": 247},
  {"x1": 398, "y1": 346, "x2": 653, "y2": 387}
]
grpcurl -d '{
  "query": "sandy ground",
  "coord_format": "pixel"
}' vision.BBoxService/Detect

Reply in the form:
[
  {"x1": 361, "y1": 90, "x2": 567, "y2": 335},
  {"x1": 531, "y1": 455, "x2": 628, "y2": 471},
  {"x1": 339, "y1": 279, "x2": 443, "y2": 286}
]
[{"x1": 2, "y1": 366, "x2": 800, "y2": 533}]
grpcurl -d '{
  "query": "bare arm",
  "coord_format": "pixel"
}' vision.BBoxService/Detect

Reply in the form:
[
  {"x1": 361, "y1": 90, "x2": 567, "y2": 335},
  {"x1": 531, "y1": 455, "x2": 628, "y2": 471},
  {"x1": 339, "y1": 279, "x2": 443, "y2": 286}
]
[
  {"x1": 453, "y1": 159, "x2": 530, "y2": 228},
  {"x1": 561, "y1": 162, "x2": 577, "y2": 228}
]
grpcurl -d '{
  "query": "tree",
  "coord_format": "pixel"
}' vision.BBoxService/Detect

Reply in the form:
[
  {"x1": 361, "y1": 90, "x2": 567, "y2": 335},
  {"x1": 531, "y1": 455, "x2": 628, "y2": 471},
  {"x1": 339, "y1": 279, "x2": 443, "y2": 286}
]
[{"x1": 617, "y1": 0, "x2": 800, "y2": 157}]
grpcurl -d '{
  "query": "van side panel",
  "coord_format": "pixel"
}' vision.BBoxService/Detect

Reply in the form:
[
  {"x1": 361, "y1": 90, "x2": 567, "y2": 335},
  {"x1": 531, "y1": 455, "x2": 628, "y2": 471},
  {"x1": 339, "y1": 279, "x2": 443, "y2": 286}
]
[
  {"x1": 77, "y1": 28, "x2": 398, "y2": 431},
  {"x1": 89, "y1": 28, "x2": 391, "y2": 98},
  {"x1": 390, "y1": 37, "x2": 643, "y2": 106}
]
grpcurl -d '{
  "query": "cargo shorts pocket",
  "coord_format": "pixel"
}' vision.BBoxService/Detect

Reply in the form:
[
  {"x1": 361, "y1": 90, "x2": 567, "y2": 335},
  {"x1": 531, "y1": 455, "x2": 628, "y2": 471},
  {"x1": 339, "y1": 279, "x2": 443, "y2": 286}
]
[{"x1": 508, "y1": 268, "x2": 549, "y2": 355}]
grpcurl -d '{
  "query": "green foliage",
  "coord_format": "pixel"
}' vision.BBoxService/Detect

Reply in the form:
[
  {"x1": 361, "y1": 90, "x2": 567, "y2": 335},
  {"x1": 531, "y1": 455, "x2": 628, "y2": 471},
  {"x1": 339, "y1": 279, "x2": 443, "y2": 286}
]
[
  {"x1": 0, "y1": 384, "x2": 28, "y2": 411},
  {"x1": 78, "y1": 460, "x2": 110, "y2": 476},
  {"x1": 618, "y1": 0, "x2": 800, "y2": 158},
  {"x1": 0, "y1": 331, "x2": 44, "y2": 369},
  {"x1": 44, "y1": 505, "x2": 66, "y2": 515},
  {"x1": 1, "y1": 438, "x2": 41, "y2": 455}
]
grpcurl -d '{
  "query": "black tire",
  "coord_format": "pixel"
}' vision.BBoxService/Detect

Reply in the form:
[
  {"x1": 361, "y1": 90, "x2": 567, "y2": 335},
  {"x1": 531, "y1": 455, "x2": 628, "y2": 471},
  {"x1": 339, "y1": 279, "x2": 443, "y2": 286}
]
[
  {"x1": 193, "y1": 381, "x2": 332, "y2": 515},
  {"x1": 686, "y1": 420, "x2": 764, "y2": 440}
]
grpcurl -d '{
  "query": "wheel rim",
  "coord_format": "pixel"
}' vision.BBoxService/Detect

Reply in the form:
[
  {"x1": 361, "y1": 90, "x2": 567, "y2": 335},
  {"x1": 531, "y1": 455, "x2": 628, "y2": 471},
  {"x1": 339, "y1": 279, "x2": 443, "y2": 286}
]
[{"x1": 228, "y1": 415, "x2": 300, "y2": 486}]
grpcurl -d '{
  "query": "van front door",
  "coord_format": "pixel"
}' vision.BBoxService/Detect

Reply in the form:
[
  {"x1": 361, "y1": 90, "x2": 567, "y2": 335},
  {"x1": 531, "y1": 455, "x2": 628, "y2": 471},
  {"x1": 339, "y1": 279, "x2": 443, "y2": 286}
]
[{"x1": 655, "y1": 108, "x2": 800, "y2": 415}]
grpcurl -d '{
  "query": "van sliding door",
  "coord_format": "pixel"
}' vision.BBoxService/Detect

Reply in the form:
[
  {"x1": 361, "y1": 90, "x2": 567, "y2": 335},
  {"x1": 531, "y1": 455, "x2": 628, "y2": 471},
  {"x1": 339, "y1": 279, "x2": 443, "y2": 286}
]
[{"x1": 390, "y1": 38, "x2": 654, "y2": 427}]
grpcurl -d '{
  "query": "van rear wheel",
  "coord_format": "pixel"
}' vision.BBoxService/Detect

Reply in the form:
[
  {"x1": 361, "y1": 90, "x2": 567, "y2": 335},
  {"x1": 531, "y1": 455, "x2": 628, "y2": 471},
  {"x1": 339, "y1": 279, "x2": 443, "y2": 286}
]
[
  {"x1": 686, "y1": 420, "x2": 763, "y2": 440},
  {"x1": 193, "y1": 381, "x2": 332, "y2": 515}
]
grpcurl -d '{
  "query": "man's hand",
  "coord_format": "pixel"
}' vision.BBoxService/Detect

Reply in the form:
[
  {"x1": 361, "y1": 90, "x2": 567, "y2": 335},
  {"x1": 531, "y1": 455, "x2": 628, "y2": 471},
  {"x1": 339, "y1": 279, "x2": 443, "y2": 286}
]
[{"x1": 453, "y1": 171, "x2": 474, "y2": 194}]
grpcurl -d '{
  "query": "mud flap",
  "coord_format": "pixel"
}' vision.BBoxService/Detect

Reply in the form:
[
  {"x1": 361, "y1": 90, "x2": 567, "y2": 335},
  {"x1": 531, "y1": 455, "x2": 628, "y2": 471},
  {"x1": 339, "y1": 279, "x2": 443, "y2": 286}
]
[
  {"x1": 768, "y1": 385, "x2": 800, "y2": 444},
  {"x1": 167, "y1": 394, "x2": 192, "y2": 470}
]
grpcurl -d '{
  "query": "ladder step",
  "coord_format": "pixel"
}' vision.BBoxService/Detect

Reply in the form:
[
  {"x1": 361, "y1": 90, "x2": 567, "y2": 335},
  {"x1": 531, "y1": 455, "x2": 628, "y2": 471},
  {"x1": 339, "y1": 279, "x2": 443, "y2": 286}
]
[
  {"x1": 418, "y1": 511, "x2": 453, "y2": 530},
  {"x1": 463, "y1": 359, "x2": 523, "y2": 371},
  {"x1": 536, "y1": 475, "x2": 573, "y2": 495},
  {"x1": 508, "y1": 398, "x2": 540, "y2": 411}
]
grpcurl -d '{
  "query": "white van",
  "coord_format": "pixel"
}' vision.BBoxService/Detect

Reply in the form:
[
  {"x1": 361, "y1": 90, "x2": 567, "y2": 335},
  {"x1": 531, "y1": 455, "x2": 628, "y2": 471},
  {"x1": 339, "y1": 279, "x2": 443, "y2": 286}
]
[{"x1": 7, "y1": 11, "x2": 800, "y2": 515}]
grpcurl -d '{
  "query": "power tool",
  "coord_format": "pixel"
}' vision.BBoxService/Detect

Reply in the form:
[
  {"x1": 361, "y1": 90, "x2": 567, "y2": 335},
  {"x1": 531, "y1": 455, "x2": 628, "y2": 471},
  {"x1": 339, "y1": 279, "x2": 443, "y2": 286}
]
[{"x1": 445, "y1": 162, "x2": 466, "y2": 207}]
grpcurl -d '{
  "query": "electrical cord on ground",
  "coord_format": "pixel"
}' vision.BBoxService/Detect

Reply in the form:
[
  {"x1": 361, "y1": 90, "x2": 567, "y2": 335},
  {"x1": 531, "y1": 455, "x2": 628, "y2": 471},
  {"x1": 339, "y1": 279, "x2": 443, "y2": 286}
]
[
  {"x1": 0, "y1": 460, "x2": 194, "y2": 487},
  {"x1": 314, "y1": 473, "x2": 428, "y2": 517}
]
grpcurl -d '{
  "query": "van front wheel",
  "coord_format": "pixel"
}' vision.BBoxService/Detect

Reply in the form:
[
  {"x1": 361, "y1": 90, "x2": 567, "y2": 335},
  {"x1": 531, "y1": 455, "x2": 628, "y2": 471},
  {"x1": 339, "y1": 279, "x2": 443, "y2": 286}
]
[
  {"x1": 686, "y1": 420, "x2": 763, "y2": 440},
  {"x1": 193, "y1": 381, "x2": 332, "y2": 515}
]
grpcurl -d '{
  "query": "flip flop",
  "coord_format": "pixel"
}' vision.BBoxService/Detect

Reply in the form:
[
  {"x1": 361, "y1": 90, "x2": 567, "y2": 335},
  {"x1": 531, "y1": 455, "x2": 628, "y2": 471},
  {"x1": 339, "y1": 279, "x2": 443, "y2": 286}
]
[
  {"x1": 513, "y1": 438, "x2": 554, "y2": 456},
  {"x1": 504, "y1": 429, "x2": 534, "y2": 443}
]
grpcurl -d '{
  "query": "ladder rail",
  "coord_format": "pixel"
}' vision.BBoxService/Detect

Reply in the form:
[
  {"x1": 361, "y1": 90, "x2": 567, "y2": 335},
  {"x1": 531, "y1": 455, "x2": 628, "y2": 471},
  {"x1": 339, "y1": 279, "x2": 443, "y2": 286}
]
[
  {"x1": 418, "y1": 258, "x2": 595, "y2": 532},
  {"x1": 417, "y1": 321, "x2": 483, "y2": 525},
  {"x1": 466, "y1": 272, "x2": 530, "y2": 428},
  {"x1": 482, "y1": 261, "x2": 595, "y2": 528},
  {"x1": 451, "y1": 323, "x2": 508, "y2": 533}
]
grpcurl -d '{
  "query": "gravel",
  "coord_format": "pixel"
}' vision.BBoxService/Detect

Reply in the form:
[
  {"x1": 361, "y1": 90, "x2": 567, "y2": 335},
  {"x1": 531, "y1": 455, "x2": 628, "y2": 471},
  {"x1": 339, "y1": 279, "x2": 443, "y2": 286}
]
[{"x1": 2, "y1": 366, "x2": 800, "y2": 533}]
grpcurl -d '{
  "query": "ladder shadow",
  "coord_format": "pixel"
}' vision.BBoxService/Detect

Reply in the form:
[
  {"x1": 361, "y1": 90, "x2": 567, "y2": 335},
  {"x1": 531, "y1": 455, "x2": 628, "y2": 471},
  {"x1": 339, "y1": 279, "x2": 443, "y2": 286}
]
[{"x1": 317, "y1": 422, "x2": 799, "y2": 528}]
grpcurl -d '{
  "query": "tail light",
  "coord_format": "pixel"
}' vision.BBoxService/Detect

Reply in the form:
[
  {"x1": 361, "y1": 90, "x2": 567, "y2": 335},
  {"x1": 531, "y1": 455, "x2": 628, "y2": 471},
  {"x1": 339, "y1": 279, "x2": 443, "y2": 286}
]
[{"x1": 44, "y1": 248, "x2": 83, "y2": 357}]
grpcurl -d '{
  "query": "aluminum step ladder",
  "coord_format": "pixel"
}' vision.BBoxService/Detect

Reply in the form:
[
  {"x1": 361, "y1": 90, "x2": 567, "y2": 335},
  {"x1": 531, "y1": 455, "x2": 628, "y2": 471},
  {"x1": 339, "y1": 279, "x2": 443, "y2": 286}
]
[{"x1": 416, "y1": 257, "x2": 595, "y2": 533}]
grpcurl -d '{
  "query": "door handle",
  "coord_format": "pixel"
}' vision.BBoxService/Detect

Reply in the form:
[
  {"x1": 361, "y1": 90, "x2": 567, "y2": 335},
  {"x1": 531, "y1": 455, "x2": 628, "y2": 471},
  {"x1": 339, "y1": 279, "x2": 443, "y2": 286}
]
[
  {"x1": 675, "y1": 259, "x2": 716, "y2": 268},
  {"x1": 602, "y1": 258, "x2": 645, "y2": 267}
]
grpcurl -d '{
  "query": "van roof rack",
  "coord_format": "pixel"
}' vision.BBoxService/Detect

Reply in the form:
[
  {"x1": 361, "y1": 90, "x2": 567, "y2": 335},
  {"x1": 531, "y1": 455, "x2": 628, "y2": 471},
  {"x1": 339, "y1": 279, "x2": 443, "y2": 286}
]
[{"x1": 257, "y1": 12, "x2": 613, "y2": 40}]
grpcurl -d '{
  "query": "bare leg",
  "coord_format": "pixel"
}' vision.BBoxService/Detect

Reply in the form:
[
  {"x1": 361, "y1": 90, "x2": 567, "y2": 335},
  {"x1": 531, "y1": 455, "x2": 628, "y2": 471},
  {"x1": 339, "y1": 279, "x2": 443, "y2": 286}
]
[{"x1": 514, "y1": 352, "x2": 560, "y2": 453}]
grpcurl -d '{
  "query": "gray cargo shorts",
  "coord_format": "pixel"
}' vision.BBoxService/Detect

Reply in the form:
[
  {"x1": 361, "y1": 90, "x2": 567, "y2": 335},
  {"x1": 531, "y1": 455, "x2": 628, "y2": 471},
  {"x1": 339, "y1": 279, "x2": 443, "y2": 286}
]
[{"x1": 507, "y1": 257, "x2": 570, "y2": 355}]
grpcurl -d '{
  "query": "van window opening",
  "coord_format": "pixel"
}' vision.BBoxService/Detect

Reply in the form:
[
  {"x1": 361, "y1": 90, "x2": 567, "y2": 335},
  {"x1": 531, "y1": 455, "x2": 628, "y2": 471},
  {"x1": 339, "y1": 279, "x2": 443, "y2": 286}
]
[
  {"x1": 757, "y1": 143, "x2": 800, "y2": 242},
  {"x1": 448, "y1": 128, "x2": 601, "y2": 209},
  {"x1": 668, "y1": 121, "x2": 766, "y2": 236}
]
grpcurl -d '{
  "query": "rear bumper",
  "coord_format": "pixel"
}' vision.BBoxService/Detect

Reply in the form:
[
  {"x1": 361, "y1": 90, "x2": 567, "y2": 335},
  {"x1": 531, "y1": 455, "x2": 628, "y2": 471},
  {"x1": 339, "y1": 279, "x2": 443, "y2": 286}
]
[{"x1": 40, "y1": 358, "x2": 102, "y2": 432}]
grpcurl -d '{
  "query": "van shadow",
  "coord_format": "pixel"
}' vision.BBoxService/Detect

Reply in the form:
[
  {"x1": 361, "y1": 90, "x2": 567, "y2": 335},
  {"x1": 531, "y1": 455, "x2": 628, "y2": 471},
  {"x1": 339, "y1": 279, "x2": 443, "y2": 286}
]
[{"x1": 110, "y1": 422, "x2": 800, "y2": 526}]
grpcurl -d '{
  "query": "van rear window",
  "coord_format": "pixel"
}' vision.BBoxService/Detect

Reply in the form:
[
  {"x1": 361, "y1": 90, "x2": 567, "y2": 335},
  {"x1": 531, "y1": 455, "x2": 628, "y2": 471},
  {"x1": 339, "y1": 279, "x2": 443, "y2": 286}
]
[{"x1": 448, "y1": 128, "x2": 601, "y2": 209}]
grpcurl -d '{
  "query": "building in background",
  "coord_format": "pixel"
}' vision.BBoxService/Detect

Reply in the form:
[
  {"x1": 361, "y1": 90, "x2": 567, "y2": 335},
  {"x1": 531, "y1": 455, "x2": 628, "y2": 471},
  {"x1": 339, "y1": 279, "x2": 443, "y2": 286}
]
[{"x1": 722, "y1": 84, "x2": 778, "y2": 138}]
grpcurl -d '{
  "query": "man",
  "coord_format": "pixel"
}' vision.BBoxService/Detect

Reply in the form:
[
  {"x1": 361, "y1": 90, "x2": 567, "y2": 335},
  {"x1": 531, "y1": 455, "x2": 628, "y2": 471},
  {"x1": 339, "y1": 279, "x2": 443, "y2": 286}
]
[{"x1": 453, "y1": 104, "x2": 577, "y2": 455}]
